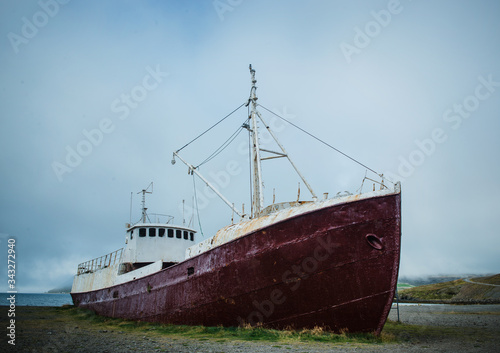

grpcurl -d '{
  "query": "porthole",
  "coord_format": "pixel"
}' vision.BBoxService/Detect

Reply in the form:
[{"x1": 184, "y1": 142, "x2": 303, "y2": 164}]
[{"x1": 366, "y1": 233, "x2": 383, "y2": 250}]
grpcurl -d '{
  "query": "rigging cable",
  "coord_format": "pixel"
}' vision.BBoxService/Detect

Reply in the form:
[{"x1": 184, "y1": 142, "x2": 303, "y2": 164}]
[
  {"x1": 175, "y1": 102, "x2": 247, "y2": 154},
  {"x1": 192, "y1": 174, "x2": 204, "y2": 237},
  {"x1": 257, "y1": 104, "x2": 384, "y2": 179},
  {"x1": 196, "y1": 122, "x2": 246, "y2": 168}
]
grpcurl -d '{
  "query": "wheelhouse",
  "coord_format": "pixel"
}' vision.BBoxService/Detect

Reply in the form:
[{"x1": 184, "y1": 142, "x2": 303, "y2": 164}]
[{"x1": 119, "y1": 223, "x2": 197, "y2": 274}]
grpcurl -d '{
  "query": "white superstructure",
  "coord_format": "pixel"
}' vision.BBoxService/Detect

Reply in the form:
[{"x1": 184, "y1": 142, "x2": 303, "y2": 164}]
[{"x1": 71, "y1": 184, "x2": 197, "y2": 294}]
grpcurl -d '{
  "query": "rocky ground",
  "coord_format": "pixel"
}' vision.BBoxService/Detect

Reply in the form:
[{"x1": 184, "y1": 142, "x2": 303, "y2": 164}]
[{"x1": 1, "y1": 304, "x2": 499, "y2": 352}]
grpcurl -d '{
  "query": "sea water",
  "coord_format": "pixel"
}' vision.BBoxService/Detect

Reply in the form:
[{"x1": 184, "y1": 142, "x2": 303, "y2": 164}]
[{"x1": 0, "y1": 293, "x2": 72, "y2": 307}]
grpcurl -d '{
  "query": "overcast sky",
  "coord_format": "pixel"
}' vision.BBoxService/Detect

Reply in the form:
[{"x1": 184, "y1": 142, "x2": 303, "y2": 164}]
[{"x1": 1, "y1": 0, "x2": 499, "y2": 292}]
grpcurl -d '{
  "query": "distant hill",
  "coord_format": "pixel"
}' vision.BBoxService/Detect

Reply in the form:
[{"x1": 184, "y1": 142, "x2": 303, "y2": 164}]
[
  {"x1": 47, "y1": 276, "x2": 73, "y2": 293},
  {"x1": 47, "y1": 285, "x2": 72, "y2": 294},
  {"x1": 399, "y1": 274, "x2": 500, "y2": 303},
  {"x1": 398, "y1": 275, "x2": 464, "y2": 286}
]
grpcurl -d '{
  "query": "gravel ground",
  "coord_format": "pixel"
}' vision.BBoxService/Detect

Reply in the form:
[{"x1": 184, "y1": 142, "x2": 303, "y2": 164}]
[{"x1": 1, "y1": 304, "x2": 499, "y2": 352}]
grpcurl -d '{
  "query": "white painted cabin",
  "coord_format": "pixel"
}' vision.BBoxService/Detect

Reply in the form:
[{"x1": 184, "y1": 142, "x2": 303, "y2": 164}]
[
  {"x1": 71, "y1": 222, "x2": 197, "y2": 293},
  {"x1": 121, "y1": 223, "x2": 197, "y2": 269}
]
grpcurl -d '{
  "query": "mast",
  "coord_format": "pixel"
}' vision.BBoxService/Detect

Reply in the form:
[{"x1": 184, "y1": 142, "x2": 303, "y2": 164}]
[
  {"x1": 172, "y1": 65, "x2": 317, "y2": 222},
  {"x1": 138, "y1": 182, "x2": 153, "y2": 223},
  {"x1": 247, "y1": 65, "x2": 317, "y2": 215},
  {"x1": 249, "y1": 65, "x2": 265, "y2": 217}
]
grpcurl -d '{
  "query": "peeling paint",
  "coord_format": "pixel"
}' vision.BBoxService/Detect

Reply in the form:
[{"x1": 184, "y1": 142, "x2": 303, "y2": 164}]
[{"x1": 186, "y1": 185, "x2": 398, "y2": 259}]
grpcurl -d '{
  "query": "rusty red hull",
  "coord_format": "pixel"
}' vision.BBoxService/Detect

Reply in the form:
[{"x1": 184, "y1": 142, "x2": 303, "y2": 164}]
[{"x1": 72, "y1": 192, "x2": 401, "y2": 334}]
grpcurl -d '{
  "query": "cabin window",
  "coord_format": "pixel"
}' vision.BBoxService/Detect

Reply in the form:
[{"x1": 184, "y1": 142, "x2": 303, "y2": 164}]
[
  {"x1": 149, "y1": 228, "x2": 156, "y2": 237},
  {"x1": 159, "y1": 228, "x2": 165, "y2": 237},
  {"x1": 139, "y1": 228, "x2": 146, "y2": 237},
  {"x1": 187, "y1": 267, "x2": 194, "y2": 276},
  {"x1": 183, "y1": 231, "x2": 188, "y2": 240},
  {"x1": 176, "y1": 229, "x2": 182, "y2": 239},
  {"x1": 168, "y1": 229, "x2": 174, "y2": 238},
  {"x1": 130, "y1": 230, "x2": 133, "y2": 239},
  {"x1": 190, "y1": 232, "x2": 194, "y2": 241}
]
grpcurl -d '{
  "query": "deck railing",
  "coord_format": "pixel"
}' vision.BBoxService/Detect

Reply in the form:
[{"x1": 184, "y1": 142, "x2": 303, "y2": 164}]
[{"x1": 77, "y1": 248, "x2": 123, "y2": 275}]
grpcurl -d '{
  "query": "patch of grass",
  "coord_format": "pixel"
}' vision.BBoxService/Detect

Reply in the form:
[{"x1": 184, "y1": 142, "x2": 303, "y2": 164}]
[
  {"x1": 399, "y1": 279, "x2": 465, "y2": 300},
  {"x1": 397, "y1": 283, "x2": 414, "y2": 290},
  {"x1": 472, "y1": 274, "x2": 500, "y2": 285},
  {"x1": 60, "y1": 306, "x2": 397, "y2": 345}
]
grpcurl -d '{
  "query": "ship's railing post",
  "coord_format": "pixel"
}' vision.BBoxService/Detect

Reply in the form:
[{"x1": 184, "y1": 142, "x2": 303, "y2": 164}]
[{"x1": 76, "y1": 248, "x2": 124, "y2": 275}]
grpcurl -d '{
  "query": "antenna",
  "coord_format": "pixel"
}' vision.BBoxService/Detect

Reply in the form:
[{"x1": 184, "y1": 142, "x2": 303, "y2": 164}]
[
  {"x1": 182, "y1": 199, "x2": 186, "y2": 226},
  {"x1": 137, "y1": 182, "x2": 153, "y2": 223},
  {"x1": 129, "y1": 192, "x2": 133, "y2": 223}
]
